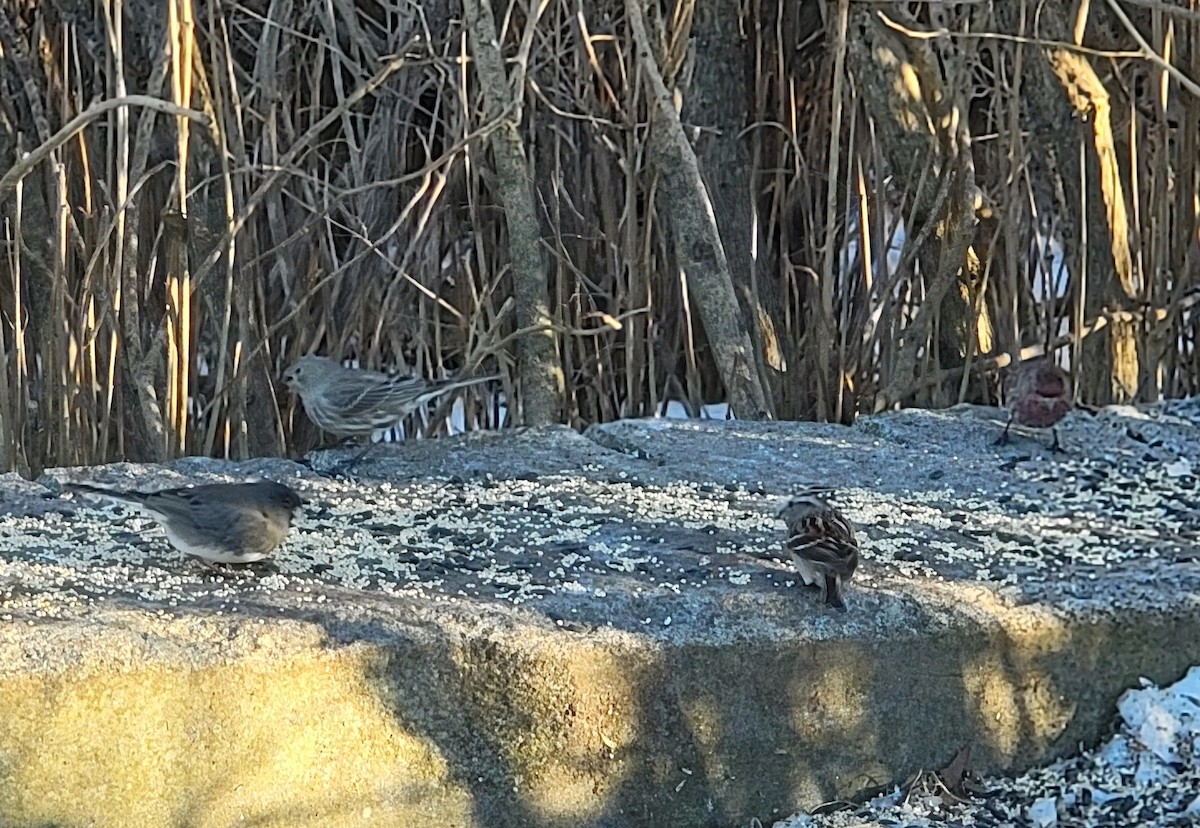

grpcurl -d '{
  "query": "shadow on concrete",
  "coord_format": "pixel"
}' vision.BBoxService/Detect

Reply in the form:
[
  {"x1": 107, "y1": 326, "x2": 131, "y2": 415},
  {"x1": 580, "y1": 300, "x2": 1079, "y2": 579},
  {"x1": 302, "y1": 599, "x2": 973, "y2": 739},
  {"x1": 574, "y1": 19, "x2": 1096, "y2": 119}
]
[
  {"x1": 9, "y1": 414, "x2": 1200, "y2": 826},
  {"x1": 191, "y1": 557, "x2": 1200, "y2": 828}
]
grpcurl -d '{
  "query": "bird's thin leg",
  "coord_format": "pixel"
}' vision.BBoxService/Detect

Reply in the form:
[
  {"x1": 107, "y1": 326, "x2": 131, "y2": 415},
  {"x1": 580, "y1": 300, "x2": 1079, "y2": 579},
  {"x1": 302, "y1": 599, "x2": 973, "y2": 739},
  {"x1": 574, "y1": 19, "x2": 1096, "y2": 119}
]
[
  {"x1": 1048, "y1": 427, "x2": 1065, "y2": 454},
  {"x1": 994, "y1": 415, "x2": 1014, "y2": 447},
  {"x1": 331, "y1": 441, "x2": 377, "y2": 476},
  {"x1": 825, "y1": 575, "x2": 848, "y2": 612},
  {"x1": 321, "y1": 434, "x2": 357, "y2": 451},
  {"x1": 246, "y1": 559, "x2": 281, "y2": 575},
  {"x1": 194, "y1": 557, "x2": 277, "y2": 576},
  {"x1": 193, "y1": 557, "x2": 231, "y2": 576},
  {"x1": 299, "y1": 441, "x2": 371, "y2": 479}
]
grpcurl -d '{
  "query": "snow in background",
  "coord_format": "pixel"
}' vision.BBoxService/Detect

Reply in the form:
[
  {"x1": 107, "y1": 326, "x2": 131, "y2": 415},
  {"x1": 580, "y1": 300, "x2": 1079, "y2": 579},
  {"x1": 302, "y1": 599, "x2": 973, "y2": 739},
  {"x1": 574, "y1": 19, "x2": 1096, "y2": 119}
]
[{"x1": 373, "y1": 397, "x2": 733, "y2": 443}]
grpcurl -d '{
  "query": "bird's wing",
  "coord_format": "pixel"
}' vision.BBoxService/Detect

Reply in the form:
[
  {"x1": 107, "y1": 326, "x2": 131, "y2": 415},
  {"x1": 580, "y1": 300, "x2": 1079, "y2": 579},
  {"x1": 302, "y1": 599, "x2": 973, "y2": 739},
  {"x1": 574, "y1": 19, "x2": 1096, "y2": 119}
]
[
  {"x1": 786, "y1": 510, "x2": 859, "y2": 576},
  {"x1": 142, "y1": 489, "x2": 282, "y2": 557},
  {"x1": 329, "y1": 372, "x2": 424, "y2": 419},
  {"x1": 69, "y1": 482, "x2": 234, "y2": 515},
  {"x1": 138, "y1": 489, "x2": 211, "y2": 524}
]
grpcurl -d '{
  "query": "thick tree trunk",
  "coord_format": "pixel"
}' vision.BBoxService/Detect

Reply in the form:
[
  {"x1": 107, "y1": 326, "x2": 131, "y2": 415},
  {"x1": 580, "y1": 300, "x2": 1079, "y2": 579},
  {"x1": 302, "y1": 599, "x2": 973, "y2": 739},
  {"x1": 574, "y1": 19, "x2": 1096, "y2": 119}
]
[
  {"x1": 1044, "y1": 47, "x2": 1141, "y2": 404},
  {"x1": 996, "y1": 3, "x2": 1142, "y2": 404},
  {"x1": 684, "y1": 0, "x2": 783, "y2": 413},
  {"x1": 626, "y1": 0, "x2": 770, "y2": 420},
  {"x1": 848, "y1": 9, "x2": 987, "y2": 410},
  {"x1": 463, "y1": 0, "x2": 564, "y2": 426}
]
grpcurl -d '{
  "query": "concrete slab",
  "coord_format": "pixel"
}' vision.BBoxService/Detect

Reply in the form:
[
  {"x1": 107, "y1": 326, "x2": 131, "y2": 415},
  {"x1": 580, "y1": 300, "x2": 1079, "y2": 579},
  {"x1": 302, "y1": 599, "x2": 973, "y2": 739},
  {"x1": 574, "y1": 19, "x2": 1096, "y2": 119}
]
[{"x1": 1, "y1": 400, "x2": 1199, "y2": 827}]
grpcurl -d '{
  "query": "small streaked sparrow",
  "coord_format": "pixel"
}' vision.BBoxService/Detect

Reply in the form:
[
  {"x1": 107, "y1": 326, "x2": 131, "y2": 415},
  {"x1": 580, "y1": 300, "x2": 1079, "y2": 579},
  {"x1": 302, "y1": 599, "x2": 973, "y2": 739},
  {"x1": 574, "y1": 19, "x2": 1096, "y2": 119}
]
[
  {"x1": 996, "y1": 358, "x2": 1073, "y2": 451},
  {"x1": 778, "y1": 488, "x2": 860, "y2": 612},
  {"x1": 283, "y1": 355, "x2": 497, "y2": 439},
  {"x1": 65, "y1": 480, "x2": 303, "y2": 565}
]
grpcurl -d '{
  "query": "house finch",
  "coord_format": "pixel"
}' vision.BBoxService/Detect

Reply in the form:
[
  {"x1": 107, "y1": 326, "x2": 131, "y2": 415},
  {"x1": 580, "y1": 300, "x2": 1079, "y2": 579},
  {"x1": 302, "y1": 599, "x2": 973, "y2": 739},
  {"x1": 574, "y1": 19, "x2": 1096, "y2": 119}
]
[
  {"x1": 283, "y1": 355, "x2": 497, "y2": 439},
  {"x1": 65, "y1": 480, "x2": 303, "y2": 565},
  {"x1": 778, "y1": 488, "x2": 860, "y2": 612},
  {"x1": 996, "y1": 358, "x2": 1073, "y2": 451}
]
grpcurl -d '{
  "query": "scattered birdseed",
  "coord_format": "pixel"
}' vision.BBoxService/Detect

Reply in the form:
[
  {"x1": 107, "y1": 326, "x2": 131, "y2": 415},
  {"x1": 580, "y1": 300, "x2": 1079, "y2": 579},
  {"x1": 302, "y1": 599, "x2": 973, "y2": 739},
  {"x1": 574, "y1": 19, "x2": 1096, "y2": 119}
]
[
  {"x1": 772, "y1": 666, "x2": 1200, "y2": 828},
  {"x1": 2, "y1": 404, "x2": 1199, "y2": 815},
  {"x1": 3, "y1": 441, "x2": 1197, "y2": 620}
]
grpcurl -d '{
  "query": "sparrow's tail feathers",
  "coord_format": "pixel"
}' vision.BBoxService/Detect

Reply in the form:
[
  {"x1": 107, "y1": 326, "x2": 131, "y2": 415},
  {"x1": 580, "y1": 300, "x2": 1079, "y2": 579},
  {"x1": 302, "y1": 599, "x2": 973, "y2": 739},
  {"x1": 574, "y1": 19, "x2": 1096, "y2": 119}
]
[{"x1": 417, "y1": 375, "x2": 499, "y2": 406}]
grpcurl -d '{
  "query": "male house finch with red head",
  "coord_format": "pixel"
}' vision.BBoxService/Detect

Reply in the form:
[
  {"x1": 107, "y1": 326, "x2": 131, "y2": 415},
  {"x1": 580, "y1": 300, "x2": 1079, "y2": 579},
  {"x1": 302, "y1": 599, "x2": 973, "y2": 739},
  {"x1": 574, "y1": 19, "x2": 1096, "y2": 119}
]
[
  {"x1": 283, "y1": 355, "x2": 496, "y2": 440},
  {"x1": 778, "y1": 488, "x2": 860, "y2": 612},
  {"x1": 996, "y1": 358, "x2": 1073, "y2": 451}
]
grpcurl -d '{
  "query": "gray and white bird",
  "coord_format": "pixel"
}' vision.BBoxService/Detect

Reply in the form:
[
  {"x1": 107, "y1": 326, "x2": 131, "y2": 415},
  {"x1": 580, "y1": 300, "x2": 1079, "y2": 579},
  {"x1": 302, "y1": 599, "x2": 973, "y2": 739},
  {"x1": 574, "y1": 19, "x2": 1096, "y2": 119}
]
[
  {"x1": 283, "y1": 355, "x2": 496, "y2": 439},
  {"x1": 66, "y1": 480, "x2": 303, "y2": 565},
  {"x1": 778, "y1": 488, "x2": 860, "y2": 612}
]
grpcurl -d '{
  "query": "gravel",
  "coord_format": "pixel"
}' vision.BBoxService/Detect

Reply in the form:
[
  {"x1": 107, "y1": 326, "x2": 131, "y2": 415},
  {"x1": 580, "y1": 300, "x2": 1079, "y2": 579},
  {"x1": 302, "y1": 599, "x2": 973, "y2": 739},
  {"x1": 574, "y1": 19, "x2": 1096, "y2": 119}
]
[{"x1": 772, "y1": 666, "x2": 1200, "y2": 828}]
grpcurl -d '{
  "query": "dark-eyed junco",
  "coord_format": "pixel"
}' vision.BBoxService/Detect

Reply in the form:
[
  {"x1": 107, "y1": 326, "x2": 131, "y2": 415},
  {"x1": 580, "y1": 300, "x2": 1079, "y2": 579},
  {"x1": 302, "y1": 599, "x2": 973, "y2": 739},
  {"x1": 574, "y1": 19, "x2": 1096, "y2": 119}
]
[
  {"x1": 778, "y1": 488, "x2": 860, "y2": 612},
  {"x1": 283, "y1": 355, "x2": 497, "y2": 439},
  {"x1": 66, "y1": 480, "x2": 303, "y2": 565},
  {"x1": 997, "y1": 358, "x2": 1073, "y2": 451}
]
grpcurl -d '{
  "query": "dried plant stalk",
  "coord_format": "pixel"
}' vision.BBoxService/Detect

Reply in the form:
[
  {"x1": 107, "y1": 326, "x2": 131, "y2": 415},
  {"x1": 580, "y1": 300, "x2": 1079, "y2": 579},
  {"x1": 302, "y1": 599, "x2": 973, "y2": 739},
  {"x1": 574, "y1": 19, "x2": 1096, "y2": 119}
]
[{"x1": 0, "y1": 0, "x2": 1197, "y2": 473}]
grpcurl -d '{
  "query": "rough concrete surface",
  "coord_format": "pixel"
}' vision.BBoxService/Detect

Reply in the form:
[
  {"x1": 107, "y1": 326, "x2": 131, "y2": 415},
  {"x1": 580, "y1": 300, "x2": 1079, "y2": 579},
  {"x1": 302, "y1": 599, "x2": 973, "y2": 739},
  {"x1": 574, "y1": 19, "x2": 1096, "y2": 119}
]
[{"x1": 1, "y1": 400, "x2": 1199, "y2": 827}]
